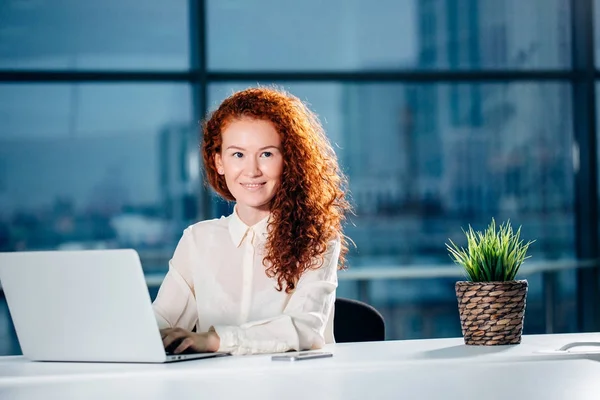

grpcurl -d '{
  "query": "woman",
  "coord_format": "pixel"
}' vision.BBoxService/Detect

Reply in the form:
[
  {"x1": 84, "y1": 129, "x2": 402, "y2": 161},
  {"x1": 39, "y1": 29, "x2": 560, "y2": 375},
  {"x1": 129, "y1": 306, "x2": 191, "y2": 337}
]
[{"x1": 154, "y1": 87, "x2": 351, "y2": 355}]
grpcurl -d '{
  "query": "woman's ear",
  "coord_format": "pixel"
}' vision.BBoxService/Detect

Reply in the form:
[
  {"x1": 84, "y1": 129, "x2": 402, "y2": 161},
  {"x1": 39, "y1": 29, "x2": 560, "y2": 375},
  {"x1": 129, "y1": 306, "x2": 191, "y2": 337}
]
[{"x1": 214, "y1": 153, "x2": 224, "y2": 175}]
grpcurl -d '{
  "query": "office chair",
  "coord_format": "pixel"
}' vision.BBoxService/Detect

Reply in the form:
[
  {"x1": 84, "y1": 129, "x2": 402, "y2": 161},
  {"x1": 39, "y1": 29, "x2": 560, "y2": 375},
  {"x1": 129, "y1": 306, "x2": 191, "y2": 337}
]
[{"x1": 333, "y1": 297, "x2": 385, "y2": 343}]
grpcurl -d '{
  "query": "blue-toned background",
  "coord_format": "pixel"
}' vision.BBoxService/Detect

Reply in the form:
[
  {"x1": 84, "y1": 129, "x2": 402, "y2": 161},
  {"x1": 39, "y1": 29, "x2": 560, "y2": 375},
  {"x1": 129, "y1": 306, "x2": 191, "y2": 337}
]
[{"x1": 1, "y1": 0, "x2": 599, "y2": 355}]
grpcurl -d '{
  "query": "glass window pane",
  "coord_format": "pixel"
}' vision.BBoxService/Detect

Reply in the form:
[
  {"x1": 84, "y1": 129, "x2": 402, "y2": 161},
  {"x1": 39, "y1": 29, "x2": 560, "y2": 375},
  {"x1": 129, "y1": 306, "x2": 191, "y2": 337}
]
[
  {"x1": 208, "y1": 0, "x2": 571, "y2": 71},
  {"x1": 210, "y1": 82, "x2": 575, "y2": 340},
  {"x1": 0, "y1": 83, "x2": 200, "y2": 256},
  {"x1": 0, "y1": 1, "x2": 189, "y2": 70}
]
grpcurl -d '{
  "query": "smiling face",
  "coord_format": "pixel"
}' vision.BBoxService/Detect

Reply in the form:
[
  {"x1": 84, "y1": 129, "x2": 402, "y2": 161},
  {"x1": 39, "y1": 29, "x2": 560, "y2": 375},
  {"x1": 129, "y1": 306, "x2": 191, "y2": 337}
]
[{"x1": 214, "y1": 118, "x2": 284, "y2": 226}]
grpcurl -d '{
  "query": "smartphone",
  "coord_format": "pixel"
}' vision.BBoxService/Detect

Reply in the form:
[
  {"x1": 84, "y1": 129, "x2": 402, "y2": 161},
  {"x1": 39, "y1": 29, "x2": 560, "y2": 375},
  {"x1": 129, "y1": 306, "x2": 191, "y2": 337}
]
[{"x1": 271, "y1": 351, "x2": 333, "y2": 361}]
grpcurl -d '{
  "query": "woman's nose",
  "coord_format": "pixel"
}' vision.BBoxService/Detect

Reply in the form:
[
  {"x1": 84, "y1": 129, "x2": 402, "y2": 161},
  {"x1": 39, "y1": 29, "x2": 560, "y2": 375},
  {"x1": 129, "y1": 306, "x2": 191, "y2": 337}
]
[{"x1": 244, "y1": 157, "x2": 261, "y2": 176}]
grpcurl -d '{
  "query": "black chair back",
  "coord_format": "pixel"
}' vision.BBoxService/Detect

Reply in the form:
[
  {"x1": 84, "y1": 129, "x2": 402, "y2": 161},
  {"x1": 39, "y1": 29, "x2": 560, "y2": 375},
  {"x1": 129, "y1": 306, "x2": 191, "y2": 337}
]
[{"x1": 333, "y1": 297, "x2": 385, "y2": 343}]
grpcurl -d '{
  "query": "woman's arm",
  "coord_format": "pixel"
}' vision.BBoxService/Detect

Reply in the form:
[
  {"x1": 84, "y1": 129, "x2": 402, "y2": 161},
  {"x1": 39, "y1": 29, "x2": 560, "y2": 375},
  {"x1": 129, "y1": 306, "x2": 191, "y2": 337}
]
[
  {"x1": 212, "y1": 238, "x2": 340, "y2": 355},
  {"x1": 152, "y1": 228, "x2": 198, "y2": 332}
]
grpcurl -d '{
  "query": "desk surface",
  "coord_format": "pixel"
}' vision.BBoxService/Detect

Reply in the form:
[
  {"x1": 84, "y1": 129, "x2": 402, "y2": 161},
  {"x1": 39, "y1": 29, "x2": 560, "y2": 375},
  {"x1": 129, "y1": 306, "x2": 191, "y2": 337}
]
[{"x1": 1, "y1": 333, "x2": 599, "y2": 400}]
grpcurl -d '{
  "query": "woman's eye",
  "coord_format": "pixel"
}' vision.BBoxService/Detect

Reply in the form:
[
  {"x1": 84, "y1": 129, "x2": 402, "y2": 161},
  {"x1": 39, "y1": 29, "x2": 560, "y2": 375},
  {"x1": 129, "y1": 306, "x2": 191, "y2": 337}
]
[
  {"x1": 232, "y1": 152, "x2": 243, "y2": 158},
  {"x1": 261, "y1": 151, "x2": 273, "y2": 158}
]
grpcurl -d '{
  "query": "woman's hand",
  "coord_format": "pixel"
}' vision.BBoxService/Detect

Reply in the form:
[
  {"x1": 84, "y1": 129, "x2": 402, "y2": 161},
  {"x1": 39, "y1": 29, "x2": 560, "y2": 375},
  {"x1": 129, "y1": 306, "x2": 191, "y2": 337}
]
[{"x1": 160, "y1": 327, "x2": 221, "y2": 354}]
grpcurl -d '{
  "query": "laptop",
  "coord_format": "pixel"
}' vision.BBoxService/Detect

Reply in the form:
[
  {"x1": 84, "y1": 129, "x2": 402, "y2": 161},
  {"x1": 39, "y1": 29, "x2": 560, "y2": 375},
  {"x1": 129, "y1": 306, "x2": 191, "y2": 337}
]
[{"x1": 0, "y1": 249, "x2": 229, "y2": 363}]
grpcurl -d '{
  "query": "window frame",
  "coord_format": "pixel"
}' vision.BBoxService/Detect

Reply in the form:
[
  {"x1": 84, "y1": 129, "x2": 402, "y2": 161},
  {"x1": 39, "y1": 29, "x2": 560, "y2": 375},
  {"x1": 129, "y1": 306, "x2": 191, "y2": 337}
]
[{"x1": 0, "y1": 0, "x2": 598, "y2": 332}]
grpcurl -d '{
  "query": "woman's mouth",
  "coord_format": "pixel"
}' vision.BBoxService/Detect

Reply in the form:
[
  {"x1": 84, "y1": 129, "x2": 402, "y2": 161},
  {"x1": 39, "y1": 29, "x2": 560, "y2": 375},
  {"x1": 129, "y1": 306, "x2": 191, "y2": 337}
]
[{"x1": 241, "y1": 182, "x2": 266, "y2": 190}]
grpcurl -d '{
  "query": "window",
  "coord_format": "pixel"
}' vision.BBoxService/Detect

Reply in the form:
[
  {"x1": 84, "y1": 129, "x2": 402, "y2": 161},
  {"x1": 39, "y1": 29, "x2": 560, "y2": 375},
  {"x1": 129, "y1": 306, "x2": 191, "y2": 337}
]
[
  {"x1": 0, "y1": 0, "x2": 190, "y2": 70},
  {"x1": 2, "y1": 0, "x2": 597, "y2": 355},
  {"x1": 208, "y1": 0, "x2": 570, "y2": 71},
  {"x1": 0, "y1": 84, "x2": 195, "y2": 274}
]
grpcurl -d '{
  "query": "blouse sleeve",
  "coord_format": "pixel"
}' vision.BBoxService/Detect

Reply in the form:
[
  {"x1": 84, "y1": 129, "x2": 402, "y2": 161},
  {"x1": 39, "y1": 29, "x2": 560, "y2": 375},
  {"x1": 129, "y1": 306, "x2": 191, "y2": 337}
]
[
  {"x1": 152, "y1": 228, "x2": 198, "y2": 331},
  {"x1": 212, "y1": 238, "x2": 340, "y2": 355}
]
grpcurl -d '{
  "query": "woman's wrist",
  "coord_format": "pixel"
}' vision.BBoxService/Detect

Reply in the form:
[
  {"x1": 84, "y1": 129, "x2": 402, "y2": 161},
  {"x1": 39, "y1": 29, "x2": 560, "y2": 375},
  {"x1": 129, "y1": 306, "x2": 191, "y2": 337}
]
[{"x1": 206, "y1": 330, "x2": 221, "y2": 352}]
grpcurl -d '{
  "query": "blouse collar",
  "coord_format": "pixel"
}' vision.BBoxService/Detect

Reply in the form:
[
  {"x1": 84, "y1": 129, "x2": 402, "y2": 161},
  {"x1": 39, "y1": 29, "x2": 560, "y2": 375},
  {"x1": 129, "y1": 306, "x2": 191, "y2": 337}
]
[{"x1": 228, "y1": 206, "x2": 270, "y2": 248}]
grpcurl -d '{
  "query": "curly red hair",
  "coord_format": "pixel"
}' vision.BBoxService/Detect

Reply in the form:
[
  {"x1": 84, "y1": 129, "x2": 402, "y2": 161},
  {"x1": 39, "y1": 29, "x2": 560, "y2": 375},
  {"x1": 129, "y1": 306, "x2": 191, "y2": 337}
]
[{"x1": 202, "y1": 87, "x2": 352, "y2": 293}]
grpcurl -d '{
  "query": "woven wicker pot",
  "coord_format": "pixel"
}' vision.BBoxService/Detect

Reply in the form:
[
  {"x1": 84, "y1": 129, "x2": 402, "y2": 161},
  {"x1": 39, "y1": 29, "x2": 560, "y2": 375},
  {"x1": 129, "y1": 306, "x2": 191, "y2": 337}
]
[{"x1": 455, "y1": 280, "x2": 528, "y2": 346}]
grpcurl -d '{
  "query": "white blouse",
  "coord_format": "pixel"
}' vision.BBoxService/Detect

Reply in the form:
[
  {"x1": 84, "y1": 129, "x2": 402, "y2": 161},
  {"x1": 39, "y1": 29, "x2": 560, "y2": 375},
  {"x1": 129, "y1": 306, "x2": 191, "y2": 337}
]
[{"x1": 152, "y1": 209, "x2": 340, "y2": 355}]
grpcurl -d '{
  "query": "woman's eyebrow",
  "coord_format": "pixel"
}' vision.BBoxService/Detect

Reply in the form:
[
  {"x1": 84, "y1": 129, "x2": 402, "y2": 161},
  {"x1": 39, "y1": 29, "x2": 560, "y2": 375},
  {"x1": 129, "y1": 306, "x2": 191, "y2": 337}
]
[
  {"x1": 258, "y1": 146, "x2": 281, "y2": 151},
  {"x1": 225, "y1": 145, "x2": 280, "y2": 151}
]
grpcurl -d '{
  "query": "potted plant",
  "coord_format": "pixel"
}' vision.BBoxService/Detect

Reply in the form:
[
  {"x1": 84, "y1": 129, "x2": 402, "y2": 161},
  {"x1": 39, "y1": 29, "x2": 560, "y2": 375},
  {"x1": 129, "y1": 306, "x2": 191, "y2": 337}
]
[{"x1": 446, "y1": 219, "x2": 534, "y2": 346}]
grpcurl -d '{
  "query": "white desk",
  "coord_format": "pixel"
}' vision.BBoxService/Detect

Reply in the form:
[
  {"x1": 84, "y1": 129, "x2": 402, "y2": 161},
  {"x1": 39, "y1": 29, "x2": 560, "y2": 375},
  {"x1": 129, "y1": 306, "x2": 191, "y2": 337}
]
[{"x1": 0, "y1": 333, "x2": 599, "y2": 400}]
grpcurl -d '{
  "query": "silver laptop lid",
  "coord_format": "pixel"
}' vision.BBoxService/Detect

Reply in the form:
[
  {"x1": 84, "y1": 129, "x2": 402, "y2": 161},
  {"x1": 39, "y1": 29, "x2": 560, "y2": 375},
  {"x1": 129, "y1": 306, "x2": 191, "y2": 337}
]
[{"x1": 0, "y1": 249, "x2": 168, "y2": 362}]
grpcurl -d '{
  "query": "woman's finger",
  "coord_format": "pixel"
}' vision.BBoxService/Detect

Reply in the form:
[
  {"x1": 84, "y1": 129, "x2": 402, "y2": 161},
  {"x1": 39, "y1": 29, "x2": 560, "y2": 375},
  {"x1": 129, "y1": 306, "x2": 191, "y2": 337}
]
[
  {"x1": 173, "y1": 337, "x2": 194, "y2": 354},
  {"x1": 162, "y1": 331, "x2": 187, "y2": 349}
]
